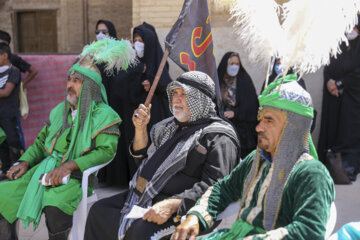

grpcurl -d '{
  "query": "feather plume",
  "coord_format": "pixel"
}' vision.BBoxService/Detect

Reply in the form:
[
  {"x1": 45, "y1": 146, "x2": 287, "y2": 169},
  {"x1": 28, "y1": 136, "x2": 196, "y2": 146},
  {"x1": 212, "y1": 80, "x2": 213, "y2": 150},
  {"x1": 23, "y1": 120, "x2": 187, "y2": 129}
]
[
  {"x1": 80, "y1": 38, "x2": 137, "y2": 75},
  {"x1": 230, "y1": 0, "x2": 284, "y2": 69},
  {"x1": 280, "y1": 0, "x2": 360, "y2": 74}
]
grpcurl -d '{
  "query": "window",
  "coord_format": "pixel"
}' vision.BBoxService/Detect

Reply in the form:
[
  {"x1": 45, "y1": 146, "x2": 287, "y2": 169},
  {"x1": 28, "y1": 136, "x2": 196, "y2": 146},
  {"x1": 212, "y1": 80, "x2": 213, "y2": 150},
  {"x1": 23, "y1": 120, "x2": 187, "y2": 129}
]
[{"x1": 17, "y1": 10, "x2": 57, "y2": 53}]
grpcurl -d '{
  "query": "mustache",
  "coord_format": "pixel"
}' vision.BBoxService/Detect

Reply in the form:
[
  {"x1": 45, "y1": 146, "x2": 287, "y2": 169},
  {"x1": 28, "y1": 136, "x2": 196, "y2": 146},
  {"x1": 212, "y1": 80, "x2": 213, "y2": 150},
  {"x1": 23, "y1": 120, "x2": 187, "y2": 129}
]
[
  {"x1": 257, "y1": 132, "x2": 268, "y2": 140},
  {"x1": 172, "y1": 104, "x2": 184, "y2": 109},
  {"x1": 67, "y1": 87, "x2": 76, "y2": 94}
]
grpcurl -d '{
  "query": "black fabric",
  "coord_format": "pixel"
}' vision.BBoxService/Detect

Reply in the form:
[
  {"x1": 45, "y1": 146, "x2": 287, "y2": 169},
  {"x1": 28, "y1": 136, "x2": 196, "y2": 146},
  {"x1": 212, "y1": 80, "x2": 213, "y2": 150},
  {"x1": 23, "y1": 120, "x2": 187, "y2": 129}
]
[
  {"x1": 217, "y1": 52, "x2": 258, "y2": 158},
  {"x1": 133, "y1": 22, "x2": 172, "y2": 131},
  {"x1": 10, "y1": 54, "x2": 31, "y2": 73},
  {"x1": 96, "y1": 20, "x2": 117, "y2": 39},
  {"x1": 318, "y1": 35, "x2": 360, "y2": 165},
  {"x1": 85, "y1": 191, "x2": 127, "y2": 240},
  {"x1": 97, "y1": 63, "x2": 144, "y2": 187},
  {"x1": 124, "y1": 217, "x2": 176, "y2": 240},
  {"x1": 85, "y1": 129, "x2": 239, "y2": 239},
  {"x1": 0, "y1": 214, "x2": 17, "y2": 240},
  {"x1": 0, "y1": 117, "x2": 22, "y2": 172},
  {"x1": 0, "y1": 65, "x2": 21, "y2": 118},
  {"x1": 43, "y1": 206, "x2": 73, "y2": 238},
  {"x1": 135, "y1": 118, "x2": 215, "y2": 196}
]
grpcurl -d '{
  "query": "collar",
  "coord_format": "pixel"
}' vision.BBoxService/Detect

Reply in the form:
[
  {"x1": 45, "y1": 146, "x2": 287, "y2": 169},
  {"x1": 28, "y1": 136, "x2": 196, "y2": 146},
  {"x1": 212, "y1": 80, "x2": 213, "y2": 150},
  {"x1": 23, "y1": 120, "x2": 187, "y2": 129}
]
[{"x1": 260, "y1": 149, "x2": 272, "y2": 163}]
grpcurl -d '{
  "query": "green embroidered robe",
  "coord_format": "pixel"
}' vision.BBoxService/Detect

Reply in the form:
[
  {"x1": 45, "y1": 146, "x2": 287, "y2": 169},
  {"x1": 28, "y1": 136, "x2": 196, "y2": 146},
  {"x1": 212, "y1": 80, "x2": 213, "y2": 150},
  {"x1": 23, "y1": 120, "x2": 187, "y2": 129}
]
[
  {"x1": 189, "y1": 151, "x2": 335, "y2": 240},
  {"x1": 0, "y1": 101, "x2": 120, "y2": 224}
]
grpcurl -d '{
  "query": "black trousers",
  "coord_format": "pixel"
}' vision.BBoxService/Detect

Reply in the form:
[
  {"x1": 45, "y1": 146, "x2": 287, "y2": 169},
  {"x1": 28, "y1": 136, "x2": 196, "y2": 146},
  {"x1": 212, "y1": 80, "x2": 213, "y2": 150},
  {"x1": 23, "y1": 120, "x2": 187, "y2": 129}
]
[
  {"x1": 85, "y1": 191, "x2": 177, "y2": 240},
  {"x1": 0, "y1": 117, "x2": 23, "y2": 172},
  {"x1": 0, "y1": 206, "x2": 72, "y2": 240}
]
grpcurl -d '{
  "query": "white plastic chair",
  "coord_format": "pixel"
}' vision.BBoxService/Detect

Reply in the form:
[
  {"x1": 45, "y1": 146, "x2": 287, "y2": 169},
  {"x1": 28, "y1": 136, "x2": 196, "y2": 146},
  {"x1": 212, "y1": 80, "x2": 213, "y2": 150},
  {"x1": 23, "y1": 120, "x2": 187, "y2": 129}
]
[
  {"x1": 68, "y1": 158, "x2": 113, "y2": 240},
  {"x1": 325, "y1": 202, "x2": 337, "y2": 239}
]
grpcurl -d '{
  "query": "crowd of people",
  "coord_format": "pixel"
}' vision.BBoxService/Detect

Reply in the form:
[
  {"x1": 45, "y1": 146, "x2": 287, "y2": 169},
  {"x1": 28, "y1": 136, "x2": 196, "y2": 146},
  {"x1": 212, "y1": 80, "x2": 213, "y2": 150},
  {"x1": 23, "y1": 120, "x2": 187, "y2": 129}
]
[{"x1": 0, "y1": 15, "x2": 358, "y2": 240}]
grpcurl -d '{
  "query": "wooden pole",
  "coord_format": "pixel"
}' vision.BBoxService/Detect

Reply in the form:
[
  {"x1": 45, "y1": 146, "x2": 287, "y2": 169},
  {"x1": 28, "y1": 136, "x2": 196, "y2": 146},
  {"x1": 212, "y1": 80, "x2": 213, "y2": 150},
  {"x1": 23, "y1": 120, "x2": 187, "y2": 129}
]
[{"x1": 144, "y1": 48, "x2": 170, "y2": 107}]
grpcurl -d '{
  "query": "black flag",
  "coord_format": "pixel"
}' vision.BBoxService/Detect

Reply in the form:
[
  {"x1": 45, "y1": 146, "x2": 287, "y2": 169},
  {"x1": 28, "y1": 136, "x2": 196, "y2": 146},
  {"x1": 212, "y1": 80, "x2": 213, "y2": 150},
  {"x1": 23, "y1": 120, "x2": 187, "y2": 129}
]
[{"x1": 165, "y1": 0, "x2": 222, "y2": 111}]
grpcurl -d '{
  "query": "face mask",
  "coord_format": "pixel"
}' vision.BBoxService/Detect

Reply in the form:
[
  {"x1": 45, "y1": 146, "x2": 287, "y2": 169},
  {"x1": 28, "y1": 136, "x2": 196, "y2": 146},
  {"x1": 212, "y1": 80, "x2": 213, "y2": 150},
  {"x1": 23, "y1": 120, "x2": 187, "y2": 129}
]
[
  {"x1": 96, "y1": 32, "x2": 108, "y2": 41},
  {"x1": 274, "y1": 64, "x2": 284, "y2": 75},
  {"x1": 0, "y1": 65, "x2": 9, "y2": 73},
  {"x1": 134, "y1": 41, "x2": 145, "y2": 58},
  {"x1": 346, "y1": 29, "x2": 359, "y2": 41},
  {"x1": 227, "y1": 65, "x2": 239, "y2": 77}
]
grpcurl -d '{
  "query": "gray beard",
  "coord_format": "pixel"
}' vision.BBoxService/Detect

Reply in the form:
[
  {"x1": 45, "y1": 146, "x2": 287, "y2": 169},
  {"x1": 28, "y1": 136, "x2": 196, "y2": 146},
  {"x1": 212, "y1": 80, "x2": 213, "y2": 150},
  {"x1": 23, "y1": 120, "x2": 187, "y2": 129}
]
[{"x1": 66, "y1": 94, "x2": 79, "y2": 108}]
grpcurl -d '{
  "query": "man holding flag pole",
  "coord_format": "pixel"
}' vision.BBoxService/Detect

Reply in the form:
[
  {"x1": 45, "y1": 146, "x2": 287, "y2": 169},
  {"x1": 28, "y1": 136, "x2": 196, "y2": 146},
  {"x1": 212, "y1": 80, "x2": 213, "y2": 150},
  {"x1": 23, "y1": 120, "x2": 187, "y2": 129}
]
[{"x1": 84, "y1": 1, "x2": 240, "y2": 240}]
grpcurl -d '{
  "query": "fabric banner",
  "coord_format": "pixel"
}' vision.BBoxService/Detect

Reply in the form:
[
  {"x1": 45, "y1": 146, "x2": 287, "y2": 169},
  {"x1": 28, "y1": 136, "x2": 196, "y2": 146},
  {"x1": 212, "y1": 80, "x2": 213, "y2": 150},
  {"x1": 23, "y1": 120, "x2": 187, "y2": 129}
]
[
  {"x1": 165, "y1": 0, "x2": 221, "y2": 103},
  {"x1": 19, "y1": 54, "x2": 77, "y2": 147}
]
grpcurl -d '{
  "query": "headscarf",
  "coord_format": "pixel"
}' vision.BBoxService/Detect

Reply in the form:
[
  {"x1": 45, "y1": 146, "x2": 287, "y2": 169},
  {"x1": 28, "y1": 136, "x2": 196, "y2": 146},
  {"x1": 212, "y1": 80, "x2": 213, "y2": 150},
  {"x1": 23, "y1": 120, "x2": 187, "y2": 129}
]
[
  {"x1": 96, "y1": 19, "x2": 117, "y2": 39},
  {"x1": 240, "y1": 75, "x2": 316, "y2": 231},
  {"x1": 133, "y1": 22, "x2": 172, "y2": 88},
  {"x1": 217, "y1": 51, "x2": 258, "y2": 122}
]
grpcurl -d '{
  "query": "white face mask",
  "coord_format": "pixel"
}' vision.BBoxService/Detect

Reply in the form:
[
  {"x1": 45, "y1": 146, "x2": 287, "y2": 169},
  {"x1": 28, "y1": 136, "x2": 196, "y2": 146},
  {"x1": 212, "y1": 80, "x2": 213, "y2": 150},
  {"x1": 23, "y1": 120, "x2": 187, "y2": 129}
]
[
  {"x1": 346, "y1": 29, "x2": 359, "y2": 41},
  {"x1": 0, "y1": 65, "x2": 9, "y2": 73},
  {"x1": 96, "y1": 32, "x2": 108, "y2": 41},
  {"x1": 227, "y1": 65, "x2": 240, "y2": 77},
  {"x1": 134, "y1": 41, "x2": 145, "y2": 58}
]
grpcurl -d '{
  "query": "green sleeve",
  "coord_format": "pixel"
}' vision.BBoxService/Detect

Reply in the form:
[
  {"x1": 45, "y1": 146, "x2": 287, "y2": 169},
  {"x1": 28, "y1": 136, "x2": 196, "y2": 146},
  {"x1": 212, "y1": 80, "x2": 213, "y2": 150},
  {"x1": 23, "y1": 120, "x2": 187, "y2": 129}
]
[
  {"x1": 74, "y1": 133, "x2": 118, "y2": 172},
  {"x1": 249, "y1": 160, "x2": 335, "y2": 240},
  {"x1": 188, "y1": 151, "x2": 255, "y2": 231},
  {"x1": 19, "y1": 125, "x2": 49, "y2": 167},
  {"x1": 283, "y1": 161, "x2": 335, "y2": 240}
]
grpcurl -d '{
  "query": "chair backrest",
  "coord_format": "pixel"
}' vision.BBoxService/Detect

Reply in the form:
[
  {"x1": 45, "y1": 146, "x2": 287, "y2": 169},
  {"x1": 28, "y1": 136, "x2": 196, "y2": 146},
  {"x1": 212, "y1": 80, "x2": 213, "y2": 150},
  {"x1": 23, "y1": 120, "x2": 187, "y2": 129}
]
[{"x1": 325, "y1": 202, "x2": 337, "y2": 239}]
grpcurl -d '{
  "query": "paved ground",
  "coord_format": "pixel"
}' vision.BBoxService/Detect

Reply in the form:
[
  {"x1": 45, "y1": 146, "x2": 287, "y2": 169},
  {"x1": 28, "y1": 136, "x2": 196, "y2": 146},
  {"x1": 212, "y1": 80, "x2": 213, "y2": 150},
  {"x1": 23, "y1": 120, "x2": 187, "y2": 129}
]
[{"x1": 8, "y1": 173, "x2": 360, "y2": 239}]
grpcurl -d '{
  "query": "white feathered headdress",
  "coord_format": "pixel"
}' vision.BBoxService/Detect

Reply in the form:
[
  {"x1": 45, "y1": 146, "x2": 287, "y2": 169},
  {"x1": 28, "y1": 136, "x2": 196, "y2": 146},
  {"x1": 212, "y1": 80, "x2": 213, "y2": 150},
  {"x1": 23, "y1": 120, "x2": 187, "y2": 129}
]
[{"x1": 217, "y1": 0, "x2": 360, "y2": 78}]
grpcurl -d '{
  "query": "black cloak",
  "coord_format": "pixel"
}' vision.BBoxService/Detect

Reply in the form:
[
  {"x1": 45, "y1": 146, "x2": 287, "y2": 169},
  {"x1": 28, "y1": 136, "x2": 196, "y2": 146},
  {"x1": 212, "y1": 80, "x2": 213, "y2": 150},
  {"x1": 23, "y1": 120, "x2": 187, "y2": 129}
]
[
  {"x1": 217, "y1": 52, "x2": 258, "y2": 158},
  {"x1": 318, "y1": 29, "x2": 360, "y2": 162},
  {"x1": 133, "y1": 22, "x2": 172, "y2": 131}
]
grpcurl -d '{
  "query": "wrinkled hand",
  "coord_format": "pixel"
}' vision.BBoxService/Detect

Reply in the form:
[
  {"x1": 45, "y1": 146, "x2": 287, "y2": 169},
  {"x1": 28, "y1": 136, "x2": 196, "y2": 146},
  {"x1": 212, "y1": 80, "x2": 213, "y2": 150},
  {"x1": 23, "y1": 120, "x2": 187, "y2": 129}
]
[
  {"x1": 327, "y1": 79, "x2": 339, "y2": 97},
  {"x1": 6, "y1": 161, "x2": 29, "y2": 180},
  {"x1": 143, "y1": 199, "x2": 181, "y2": 225},
  {"x1": 142, "y1": 80, "x2": 151, "y2": 92},
  {"x1": 224, "y1": 110, "x2": 235, "y2": 119},
  {"x1": 171, "y1": 215, "x2": 200, "y2": 240},
  {"x1": 45, "y1": 164, "x2": 72, "y2": 187},
  {"x1": 133, "y1": 104, "x2": 151, "y2": 131}
]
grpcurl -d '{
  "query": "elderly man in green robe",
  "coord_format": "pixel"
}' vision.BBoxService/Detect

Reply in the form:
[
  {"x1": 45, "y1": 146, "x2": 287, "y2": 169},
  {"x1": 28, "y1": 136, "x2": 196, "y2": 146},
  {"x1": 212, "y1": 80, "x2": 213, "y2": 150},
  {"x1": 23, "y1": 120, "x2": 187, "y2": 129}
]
[
  {"x1": 0, "y1": 58, "x2": 121, "y2": 240},
  {"x1": 173, "y1": 74, "x2": 335, "y2": 240}
]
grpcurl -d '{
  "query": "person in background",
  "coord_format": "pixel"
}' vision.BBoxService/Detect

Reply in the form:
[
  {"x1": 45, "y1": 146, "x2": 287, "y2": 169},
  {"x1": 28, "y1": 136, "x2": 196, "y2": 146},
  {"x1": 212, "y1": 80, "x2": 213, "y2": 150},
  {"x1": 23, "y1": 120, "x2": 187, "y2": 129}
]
[
  {"x1": 132, "y1": 22, "x2": 172, "y2": 132},
  {"x1": 218, "y1": 52, "x2": 258, "y2": 158},
  {"x1": 0, "y1": 43, "x2": 23, "y2": 181},
  {"x1": 318, "y1": 16, "x2": 360, "y2": 183},
  {"x1": 0, "y1": 30, "x2": 38, "y2": 150},
  {"x1": 94, "y1": 20, "x2": 145, "y2": 186}
]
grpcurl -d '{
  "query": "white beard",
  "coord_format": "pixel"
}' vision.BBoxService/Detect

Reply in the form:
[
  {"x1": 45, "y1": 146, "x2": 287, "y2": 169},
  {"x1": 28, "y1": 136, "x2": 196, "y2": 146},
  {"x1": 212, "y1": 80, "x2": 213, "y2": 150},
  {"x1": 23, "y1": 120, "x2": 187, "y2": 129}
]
[
  {"x1": 172, "y1": 104, "x2": 190, "y2": 122},
  {"x1": 66, "y1": 94, "x2": 79, "y2": 108}
]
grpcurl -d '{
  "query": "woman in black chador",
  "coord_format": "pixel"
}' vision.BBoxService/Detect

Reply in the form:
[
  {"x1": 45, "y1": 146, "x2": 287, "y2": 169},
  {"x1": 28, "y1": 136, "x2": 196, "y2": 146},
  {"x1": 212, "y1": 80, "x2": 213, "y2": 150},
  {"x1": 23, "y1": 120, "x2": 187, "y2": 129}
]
[
  {"x1": 318, "y1": 17, "x2": 360, "y2": 182},
  {"x1": 95, "y1": 20, "x2": 144, "y2": 186},
  {"x1": 132, "y1": 22, "x2": 172, "y2": 131},
  {"x1": 218, "y1": 52, "x2": 258, "y2": 158}
]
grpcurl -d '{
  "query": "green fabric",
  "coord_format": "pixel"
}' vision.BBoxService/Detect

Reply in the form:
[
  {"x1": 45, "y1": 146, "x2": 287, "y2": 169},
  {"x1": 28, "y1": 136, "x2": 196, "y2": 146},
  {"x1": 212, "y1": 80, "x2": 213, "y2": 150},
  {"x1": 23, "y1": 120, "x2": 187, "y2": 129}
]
[
  {"x1": 16, "y1": 151, "x2": 63, "y2": 230},
  {"x1": 199, "y1": 220, "x2": 266, "y2": 240},
  {"x1": 0, "y1": 100, "x2": 119, "y2": 228},
  {"x1": 192, "y1": 151, "x2": 335, "y2": 240},
  {"x1": 258, "y1": 73, "x2": 318, "y2": 159},
  {"x1": 0, "y1": 127, "x2": 6, "y2": 144},
  {"x1": 259, "y1": 74, "x2": 314, "y2": 118},
  {"x1": 69, "y1": 63, "x2": 108, "y2": 104}
]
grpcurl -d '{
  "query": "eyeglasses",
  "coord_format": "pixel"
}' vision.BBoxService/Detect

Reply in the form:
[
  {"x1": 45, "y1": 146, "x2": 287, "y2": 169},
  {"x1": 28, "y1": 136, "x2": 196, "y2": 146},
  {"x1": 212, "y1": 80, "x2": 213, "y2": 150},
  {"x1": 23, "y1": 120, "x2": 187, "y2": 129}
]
[{"x1": 95, "y1": 29, "x2": 109, "y2": 35}]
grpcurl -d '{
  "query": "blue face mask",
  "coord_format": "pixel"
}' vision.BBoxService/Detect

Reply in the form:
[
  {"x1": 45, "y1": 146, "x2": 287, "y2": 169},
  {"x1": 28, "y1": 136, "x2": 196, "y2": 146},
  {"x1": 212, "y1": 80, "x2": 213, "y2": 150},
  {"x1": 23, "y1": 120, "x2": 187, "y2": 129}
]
[
  {"x1": 227, "y1": 65, "x2": 240, "y2": 77},
  {"x1": 274, "y1": 64, "x2": 284, "y2": 75}
]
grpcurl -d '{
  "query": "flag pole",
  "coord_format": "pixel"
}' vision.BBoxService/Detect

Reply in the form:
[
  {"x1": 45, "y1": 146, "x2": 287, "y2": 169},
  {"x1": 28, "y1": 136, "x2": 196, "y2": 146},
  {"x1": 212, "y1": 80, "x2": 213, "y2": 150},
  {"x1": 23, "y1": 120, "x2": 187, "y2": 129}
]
[{"x1": 144, "y1": 48, "x2": 170, "y2": 107}]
